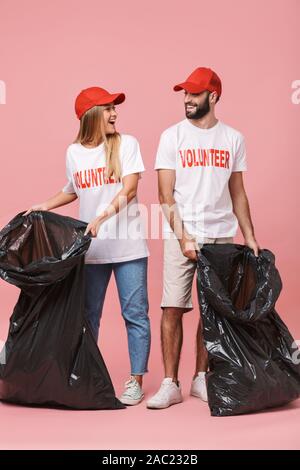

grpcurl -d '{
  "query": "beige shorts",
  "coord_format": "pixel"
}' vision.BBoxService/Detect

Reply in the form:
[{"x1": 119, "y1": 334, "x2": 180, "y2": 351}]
[{"x1": 161, "y1": 234, "x2": 234, "y2": 312}]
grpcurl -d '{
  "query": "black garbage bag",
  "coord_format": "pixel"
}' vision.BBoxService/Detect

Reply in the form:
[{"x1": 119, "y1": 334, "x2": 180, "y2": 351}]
[
  {"x1": 197, "y1": 243, "x2": 300, "y2": 416},
  {"x1": 0, "y1": 210, "x2": 125, "y2": 410}
]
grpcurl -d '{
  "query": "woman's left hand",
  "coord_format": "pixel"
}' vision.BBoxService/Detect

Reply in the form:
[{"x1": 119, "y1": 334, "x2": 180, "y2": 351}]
[{"x1": 84, "y1": 215, "x2": 104, "y2": 237}]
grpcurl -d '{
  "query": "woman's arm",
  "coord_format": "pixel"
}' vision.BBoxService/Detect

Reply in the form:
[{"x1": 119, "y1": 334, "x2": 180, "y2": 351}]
[
  {"x1": 84, "y1": 174, "x2": 139, "y2": 236},
  {"x1": 23, "y1": 190, "x2": 78, "y2": 216}
]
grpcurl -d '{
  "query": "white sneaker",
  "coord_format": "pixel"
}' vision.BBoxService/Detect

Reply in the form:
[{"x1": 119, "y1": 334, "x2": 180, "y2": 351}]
[
  {"x1": 119, "y1": 377, "x2": 144, "y2": 406},
  {"x1": 146, "y1": 378, "x2": 183, "y2": 409},
  {"x1": 190, "y1": 372, "x2": 208, "y2": 401}
]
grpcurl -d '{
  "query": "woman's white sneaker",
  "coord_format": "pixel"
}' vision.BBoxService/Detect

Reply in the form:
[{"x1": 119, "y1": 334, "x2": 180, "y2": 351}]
[
  {"x1": 190, "y1": 372, "x2": 208, "y2": 401},
  {"x1": 146, "y1": 378, "x2": 183, "y2": 409},
  {"x1": 119, "y1": 377, "x2": 144, "y2": 405}
]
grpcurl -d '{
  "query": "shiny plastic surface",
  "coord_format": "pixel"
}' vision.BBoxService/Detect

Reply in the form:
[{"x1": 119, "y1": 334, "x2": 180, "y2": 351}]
[
  {"x1": 0, "y1": 211, "x2": 124, "y2": 410},
  {"x1": 197, "y1": 244, "x2": 300, "y2": 416}
]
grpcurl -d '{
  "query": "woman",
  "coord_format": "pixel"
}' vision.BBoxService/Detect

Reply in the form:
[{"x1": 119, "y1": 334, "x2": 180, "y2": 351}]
[{"x1": 24, "y1": 86, "x2": 151, "y2": 406}]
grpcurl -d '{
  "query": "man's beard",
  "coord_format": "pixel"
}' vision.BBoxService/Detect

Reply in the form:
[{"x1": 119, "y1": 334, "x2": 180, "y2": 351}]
[{"x1": 185, "y1": 94, "x2": 210, "y2": 119}]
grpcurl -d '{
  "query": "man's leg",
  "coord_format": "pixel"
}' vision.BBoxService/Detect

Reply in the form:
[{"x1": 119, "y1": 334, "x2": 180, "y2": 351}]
[
  {"x1": 147, "y1": 235, "x2": 195, "y2": 409},
  {"x1": 161, "y1": 307, "x2": 186, "y2": 383},
  {"x1": 194, "y1": 315, "x2": 208, "y2": 378},
  {"x1": 191, "y1": 236, "x2": 234, "y2": 400},
  {"x1": 193, "y1": 237, "x2": 214, "y2": 379},
  {"x1": 190, "y1": 315, "x2": 209, "y2": 401},
  {"x1": 194, "y1": 237, "x2": 233, "y2": 375}
]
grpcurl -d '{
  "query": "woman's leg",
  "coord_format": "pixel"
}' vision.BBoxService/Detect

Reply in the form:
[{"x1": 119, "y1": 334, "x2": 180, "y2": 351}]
[
  {"x1": 113, "y1": 257, "x2": 151, "y2": 381},
  {"x1": 84, "y1": 263, "x2": 112, "y2": 341}
]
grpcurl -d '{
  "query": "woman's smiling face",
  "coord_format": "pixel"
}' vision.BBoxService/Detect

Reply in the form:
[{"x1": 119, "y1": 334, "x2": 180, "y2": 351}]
[{"x1": 103, "y1": 103, "x2": 118, "y2": 134}]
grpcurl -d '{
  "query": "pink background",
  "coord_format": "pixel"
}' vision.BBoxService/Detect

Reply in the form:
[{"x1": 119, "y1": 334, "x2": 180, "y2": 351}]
[{"x1": 0, "y1": 0, "x2": 299, "y2": 450}]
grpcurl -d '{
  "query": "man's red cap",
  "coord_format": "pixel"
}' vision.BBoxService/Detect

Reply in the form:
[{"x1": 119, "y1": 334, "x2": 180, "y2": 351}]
[
  {"x1": 75, "y1": 86, "x2": 126, "y2": 119},
  {"x1": 173, "y1": 67, "x2": 222, "y2": 97}
]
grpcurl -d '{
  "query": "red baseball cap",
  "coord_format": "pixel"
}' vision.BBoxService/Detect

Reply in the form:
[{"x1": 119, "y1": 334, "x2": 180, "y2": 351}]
[
  {"x1": 75, "y1": 86, "x2": 126, "y2": 119},
  {"x1": 173, "y1": 67, "x2": 222, "y2": 97}
]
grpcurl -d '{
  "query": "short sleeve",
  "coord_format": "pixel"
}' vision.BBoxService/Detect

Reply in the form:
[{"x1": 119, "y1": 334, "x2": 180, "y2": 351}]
[
  {"x1": 62, "y1": 149, "x2": 76, "y2": 193},
  {"x1": 154, "y1": 130, "x2": 176, "y2": 170},
  {"x1": 232, "y1": 134, "x2": 247, "y2": 172},
  {"x1": 121, "y1": 136, "x2": 145, "y2": 178}
]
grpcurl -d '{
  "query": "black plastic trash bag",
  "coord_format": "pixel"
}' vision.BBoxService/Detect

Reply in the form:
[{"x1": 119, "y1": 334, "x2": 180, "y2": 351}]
[
  {"x1": 197, "y1": 244, "x2": 300, "y2": 416},
  {"x1": 0, "y1": 210, "x2": 125, "y2": 410}
]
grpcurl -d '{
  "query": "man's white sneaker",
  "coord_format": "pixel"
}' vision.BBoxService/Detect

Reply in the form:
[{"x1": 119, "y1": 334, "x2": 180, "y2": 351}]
[
  {"x1": 190, "y1": 371, "x2": 208, "y2": 401},
  {"x1": 119, "y1": 377, "x2": 144, "y2": 405},
  {"x1": 146, "y1": 378, "x2": 183, "y2": 409}
]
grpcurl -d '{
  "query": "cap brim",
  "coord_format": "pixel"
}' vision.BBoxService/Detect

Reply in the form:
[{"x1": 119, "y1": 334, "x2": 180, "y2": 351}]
[
  {"x1": 173, "y1": 82, "x2": 207, "y2": 93},
  {"x1": 99, "y1": 92, "x2": 126, "y2": 105}
]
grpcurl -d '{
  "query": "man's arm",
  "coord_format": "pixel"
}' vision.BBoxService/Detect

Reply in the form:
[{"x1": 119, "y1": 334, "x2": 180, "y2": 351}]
[
  {"x1": 157, "y1": 169, "x2": 198, "y2": 260},
  {"x1": 229, "y1": 171, "x2": 260, "y2": 256}
]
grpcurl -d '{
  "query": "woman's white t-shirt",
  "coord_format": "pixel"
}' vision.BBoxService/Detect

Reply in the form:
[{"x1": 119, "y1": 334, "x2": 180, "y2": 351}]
[
  {"x1": 154, "y1": 119, "x2": 247, "y2": 241},
  {"x1": 62, "y1": 134, "x2": 149, "y2": 264}
]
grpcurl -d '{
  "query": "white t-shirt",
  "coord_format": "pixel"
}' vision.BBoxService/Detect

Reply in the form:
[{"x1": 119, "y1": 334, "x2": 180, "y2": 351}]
[
  {"x1": 62, "y1": 134, "x2": 149, "y2": 264},
  {"x1": 154, "y1": 119, "x2": 247, "y2": 240}
]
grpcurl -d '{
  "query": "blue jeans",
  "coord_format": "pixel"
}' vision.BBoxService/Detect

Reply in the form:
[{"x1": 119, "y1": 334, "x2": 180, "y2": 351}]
[{"x1": 84, "y1": 257, "x2": 150, "y2": 375}]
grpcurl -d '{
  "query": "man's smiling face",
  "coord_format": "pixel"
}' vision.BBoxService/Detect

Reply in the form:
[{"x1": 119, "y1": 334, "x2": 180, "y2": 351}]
[{"x1": 184, "y1": 90, "x2": 211, "y2": 120}]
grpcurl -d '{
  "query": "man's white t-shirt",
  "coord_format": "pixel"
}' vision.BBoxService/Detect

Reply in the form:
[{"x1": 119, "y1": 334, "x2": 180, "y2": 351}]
[
  {"x1": 154, "y1": 119, "x2": 247, "y2": 241},
  {"x1": 62, "y1": 134, "x2": 149, "y2": 264}
]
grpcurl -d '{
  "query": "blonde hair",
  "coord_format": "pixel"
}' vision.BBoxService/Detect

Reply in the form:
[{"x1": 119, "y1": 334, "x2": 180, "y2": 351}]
[{"x1": 74, "y1": 105, "x2": 121, "y2": 180}]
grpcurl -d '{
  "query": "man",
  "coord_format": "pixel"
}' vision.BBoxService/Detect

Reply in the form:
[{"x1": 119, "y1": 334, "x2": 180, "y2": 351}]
[{"x1": 147, "y1": 67, "x2": 260, "y2": 409}]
